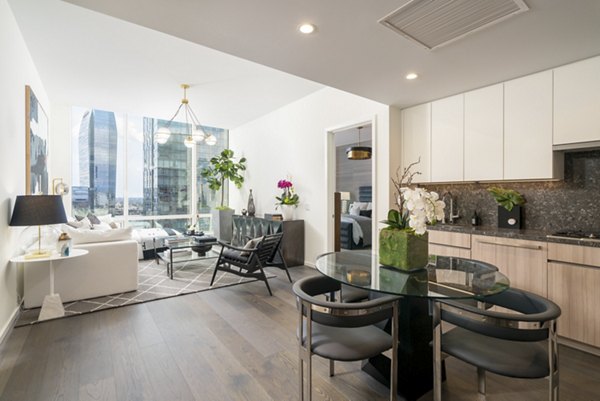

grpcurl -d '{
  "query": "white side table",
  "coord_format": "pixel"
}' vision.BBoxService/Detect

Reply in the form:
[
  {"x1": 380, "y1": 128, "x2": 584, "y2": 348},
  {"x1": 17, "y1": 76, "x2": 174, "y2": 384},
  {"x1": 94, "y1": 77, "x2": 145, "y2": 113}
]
[{"x1": 10, "y1": 249, "x2": 89, "y2": 321}]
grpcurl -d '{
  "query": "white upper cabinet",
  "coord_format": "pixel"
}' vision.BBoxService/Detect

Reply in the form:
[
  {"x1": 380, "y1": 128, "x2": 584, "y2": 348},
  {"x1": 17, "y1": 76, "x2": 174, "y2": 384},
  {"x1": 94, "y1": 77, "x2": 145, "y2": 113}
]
[
  {"x1": 464, "y1": 84, "x2": 504, "y2": 181},
  {"x1": 401, "y1": 103, "x2": 430, "y2": 183},
  {"x1": 431, "y1": 94, "x2": 464, "y2": 182},
  {"x1": 504, "y1": 70, "x2": 557, "y2": 180},
  {"x1": 554, "y1": 56, "x2": 600, "y2": 145}
]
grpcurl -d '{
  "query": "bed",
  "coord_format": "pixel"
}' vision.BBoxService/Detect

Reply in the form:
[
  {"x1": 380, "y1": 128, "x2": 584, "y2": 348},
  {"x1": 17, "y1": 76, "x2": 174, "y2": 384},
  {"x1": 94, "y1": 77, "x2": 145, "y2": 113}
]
[{"x1": 340, "y1": 186, "x2": 372, "y2": 250}]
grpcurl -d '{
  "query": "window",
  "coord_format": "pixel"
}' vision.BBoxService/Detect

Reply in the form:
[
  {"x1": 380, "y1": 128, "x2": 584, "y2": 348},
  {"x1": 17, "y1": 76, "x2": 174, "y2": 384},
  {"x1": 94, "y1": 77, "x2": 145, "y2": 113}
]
[{"x1": 71, "y1": 107, "x2": 228, "y2": 232}]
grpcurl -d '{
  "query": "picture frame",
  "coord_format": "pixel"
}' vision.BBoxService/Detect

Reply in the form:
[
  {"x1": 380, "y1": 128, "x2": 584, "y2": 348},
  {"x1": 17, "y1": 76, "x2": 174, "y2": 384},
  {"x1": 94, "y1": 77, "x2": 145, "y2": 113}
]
[{"x1": 25, "y1": 85, "x2": 49, "y2": 195}]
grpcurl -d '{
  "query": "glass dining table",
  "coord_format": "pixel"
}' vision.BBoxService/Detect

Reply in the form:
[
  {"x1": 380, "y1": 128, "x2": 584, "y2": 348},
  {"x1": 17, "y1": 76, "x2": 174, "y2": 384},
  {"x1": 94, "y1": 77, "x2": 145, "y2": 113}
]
[{"x1": 315, "y1": 250, "x2": 510, "y2": 401}]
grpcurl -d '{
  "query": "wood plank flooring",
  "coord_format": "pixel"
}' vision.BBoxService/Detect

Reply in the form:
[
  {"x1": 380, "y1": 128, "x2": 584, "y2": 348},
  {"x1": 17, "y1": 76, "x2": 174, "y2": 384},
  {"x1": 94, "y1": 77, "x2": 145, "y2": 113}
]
[{"x1": 0, "y1": 266, "x2": 599, "y2": 401}]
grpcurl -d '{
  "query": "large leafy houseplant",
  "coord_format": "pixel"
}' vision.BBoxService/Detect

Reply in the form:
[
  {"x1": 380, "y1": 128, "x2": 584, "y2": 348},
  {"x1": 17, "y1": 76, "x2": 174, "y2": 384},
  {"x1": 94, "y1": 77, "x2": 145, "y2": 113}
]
[
  {"x1": 200, "y1": 149, "x2": 246, "y2": 209},
  {"x1": 380, "y1": 159, "x2": 445, "y2": 270}
]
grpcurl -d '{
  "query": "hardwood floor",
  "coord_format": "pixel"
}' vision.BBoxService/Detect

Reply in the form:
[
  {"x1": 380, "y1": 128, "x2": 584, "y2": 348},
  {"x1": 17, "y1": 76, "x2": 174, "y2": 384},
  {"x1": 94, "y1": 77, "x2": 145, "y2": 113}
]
[{"x1": 0, "y1": 266, "x2": 599, "y2": 401}]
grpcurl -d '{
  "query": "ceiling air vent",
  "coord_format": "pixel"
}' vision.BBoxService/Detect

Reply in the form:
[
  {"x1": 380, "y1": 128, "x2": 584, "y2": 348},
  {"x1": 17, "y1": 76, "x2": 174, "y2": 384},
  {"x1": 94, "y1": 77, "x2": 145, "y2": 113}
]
[{"x1": 379, "y1": 0, "x2": 529, "y2": 50}]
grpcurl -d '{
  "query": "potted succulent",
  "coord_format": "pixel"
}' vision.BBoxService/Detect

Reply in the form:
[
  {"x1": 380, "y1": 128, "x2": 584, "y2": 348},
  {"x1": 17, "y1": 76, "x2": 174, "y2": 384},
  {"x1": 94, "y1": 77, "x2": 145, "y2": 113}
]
[
  {"x1": 275, "y1": 179, "x2": 299, "y2": 220},
  {"x1": 487, "y1": 187, "x2": 526, "y2": 229},
  {"x1": 200, "y1": 149, "x2": 246, "y2": 241},
  {"x1": 380, "y1": 160, "x2": 445, "y2": 271}
]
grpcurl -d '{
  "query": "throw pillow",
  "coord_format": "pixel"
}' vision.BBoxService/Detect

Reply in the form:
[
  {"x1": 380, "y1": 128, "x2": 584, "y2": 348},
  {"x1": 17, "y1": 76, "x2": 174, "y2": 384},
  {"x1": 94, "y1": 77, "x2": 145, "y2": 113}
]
[
  {"x1": 87, "y1": 213, "x2": 101, "y2": 225},
  {"x1": 109, "y1": 222, "x2": 119, "y2": 229},
  {"x1": 359, "y1": 210, "x2": 372, "y2": 218},
  {"x1": 349, "y1": 203, "x2": 362, "y2": 216},
  {"x1": 92, "y1": 222, "x2": 112, "y2": 231},
  {"x1": 64, "y1": 225, "x2": 133, "y2": 245},
  {"x1": 74, "y1": 214, "x2": 85, "y2": 221},
  {"x1": 240, "y1": 236, "x2": 264, "y2": 256}
]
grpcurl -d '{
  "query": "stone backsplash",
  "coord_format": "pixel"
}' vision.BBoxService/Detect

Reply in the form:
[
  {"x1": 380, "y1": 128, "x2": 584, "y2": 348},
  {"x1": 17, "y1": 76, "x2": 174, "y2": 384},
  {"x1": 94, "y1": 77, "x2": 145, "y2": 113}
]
[{"x1": 423, "y1": 150, "x2": 600, "y2": 232}]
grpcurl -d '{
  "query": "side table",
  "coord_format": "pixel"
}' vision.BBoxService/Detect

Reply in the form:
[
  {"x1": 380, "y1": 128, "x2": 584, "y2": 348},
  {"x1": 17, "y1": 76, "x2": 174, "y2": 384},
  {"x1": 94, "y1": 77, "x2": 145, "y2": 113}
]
[{"x1": 11, "y1": 249, "x2": 89, "y2": 321}]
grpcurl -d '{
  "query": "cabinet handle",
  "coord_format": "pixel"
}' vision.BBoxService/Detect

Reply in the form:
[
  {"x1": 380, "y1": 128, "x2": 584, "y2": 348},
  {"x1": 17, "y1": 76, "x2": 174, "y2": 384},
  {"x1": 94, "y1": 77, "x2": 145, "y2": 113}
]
[{"x1": 475, "y1": 240, "x2": 542, "y2": 251}]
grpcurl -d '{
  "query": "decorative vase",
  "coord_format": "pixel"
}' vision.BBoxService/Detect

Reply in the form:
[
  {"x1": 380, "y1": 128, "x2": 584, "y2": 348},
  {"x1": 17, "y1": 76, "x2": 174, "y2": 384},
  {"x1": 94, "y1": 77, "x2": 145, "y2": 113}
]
[
  {"x1": 281, "y1": 204, "x2": 295, "y2": 220},
  {"x1": 247, "y1": 189, "x2": 256, "y2": 217},
  {"x1": 497, "y1": 205, "x2": 522, "y2": 229},
  {"x1": 379, "y1": 229, "x2": 429, "y2": 271}
]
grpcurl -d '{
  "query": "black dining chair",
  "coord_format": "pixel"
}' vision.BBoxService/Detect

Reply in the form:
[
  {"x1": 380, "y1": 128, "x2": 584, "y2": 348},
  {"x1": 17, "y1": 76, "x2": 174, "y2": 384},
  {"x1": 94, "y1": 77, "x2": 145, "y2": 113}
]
[
  {"x1": 210, "y1": 233, "x2": 283, "y2": 295},
  {"x1": 293, "y1": 275, "x2": 400, "y2": 401},
  {"x1": 435, "y1": 288, "x2": 561, "y2": 400}
]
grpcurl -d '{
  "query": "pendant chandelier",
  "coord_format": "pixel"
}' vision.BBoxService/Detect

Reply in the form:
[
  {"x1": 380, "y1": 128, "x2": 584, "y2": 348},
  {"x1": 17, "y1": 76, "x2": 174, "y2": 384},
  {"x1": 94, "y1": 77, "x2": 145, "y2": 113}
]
[
  {"x1": 346, "y1": 126, "x2": 372, "y2": 160},
  {"x1": 154, "y1": 84, "x2": 217, "y2": 148}
]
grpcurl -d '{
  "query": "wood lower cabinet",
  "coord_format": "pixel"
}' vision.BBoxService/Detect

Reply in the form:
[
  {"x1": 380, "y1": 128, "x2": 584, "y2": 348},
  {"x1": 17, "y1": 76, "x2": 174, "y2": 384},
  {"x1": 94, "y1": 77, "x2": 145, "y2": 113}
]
[
  {"x1": 471, "y1": 235, "x2": 548, "y2": 296},
  {"x1": 428, "y1": 231, "x2": 471, "y2": 258},
  {"x1": 548, "y1": 242, "x2": 600, "y2": 348}
]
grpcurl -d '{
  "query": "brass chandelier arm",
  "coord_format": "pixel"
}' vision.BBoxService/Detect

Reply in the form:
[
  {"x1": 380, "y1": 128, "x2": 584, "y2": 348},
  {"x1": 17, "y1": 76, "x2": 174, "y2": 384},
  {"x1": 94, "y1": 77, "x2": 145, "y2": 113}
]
[{"x1": 165, "y1": 102, "x2": 185, "y2": 127}]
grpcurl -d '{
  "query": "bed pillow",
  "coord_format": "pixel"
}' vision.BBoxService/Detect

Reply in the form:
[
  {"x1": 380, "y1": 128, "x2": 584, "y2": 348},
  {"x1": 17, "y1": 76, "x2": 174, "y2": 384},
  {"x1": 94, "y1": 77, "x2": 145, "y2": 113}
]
[
  {"x1": 359, "y1": 210, "x2": 372, "y2": 218},
  {"x1": 349, "y1": 203, "x2": 362, "y2": 216},
  {"x1": 353, "y1": 202, "x2": 369, "y2": 210}
]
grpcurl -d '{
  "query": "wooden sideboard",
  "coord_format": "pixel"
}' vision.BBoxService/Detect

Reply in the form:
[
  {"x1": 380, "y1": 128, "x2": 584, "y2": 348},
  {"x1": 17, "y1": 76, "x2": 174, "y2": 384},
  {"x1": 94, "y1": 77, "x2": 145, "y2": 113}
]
[{"x1": 232, "y1": 215, "x2": 305, "y2": 267}]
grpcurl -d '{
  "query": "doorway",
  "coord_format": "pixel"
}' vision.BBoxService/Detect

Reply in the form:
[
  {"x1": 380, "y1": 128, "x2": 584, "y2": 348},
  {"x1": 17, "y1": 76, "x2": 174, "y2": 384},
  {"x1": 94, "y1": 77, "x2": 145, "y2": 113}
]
[{"x1": 326, "y1": 120, "x2": 376, "y2": 252}]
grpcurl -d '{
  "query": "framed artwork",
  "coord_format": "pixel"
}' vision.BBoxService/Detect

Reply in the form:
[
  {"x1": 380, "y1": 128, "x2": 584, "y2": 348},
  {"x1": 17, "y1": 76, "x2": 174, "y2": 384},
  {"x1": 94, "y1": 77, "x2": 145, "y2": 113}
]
[{"x1": 25, "y1": 85, "x2": 49, "y2": 194}]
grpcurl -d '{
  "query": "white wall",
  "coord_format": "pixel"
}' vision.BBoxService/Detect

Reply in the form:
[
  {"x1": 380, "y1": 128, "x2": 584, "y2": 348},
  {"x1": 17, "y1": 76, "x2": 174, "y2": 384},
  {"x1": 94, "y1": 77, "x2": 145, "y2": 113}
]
[
  {"x1": 0, "y1": 0, "x2": 50, "y2": 338},
  {"x1": 230, "y1": 87, "x2": 398, "y2": 265}
]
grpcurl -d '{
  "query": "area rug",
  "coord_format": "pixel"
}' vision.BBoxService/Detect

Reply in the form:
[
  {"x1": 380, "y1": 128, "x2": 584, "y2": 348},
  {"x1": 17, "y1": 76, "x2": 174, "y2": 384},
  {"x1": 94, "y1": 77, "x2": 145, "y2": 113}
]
[{"x1": 15, "y1": 256, "x2": 275, "y2": 327}]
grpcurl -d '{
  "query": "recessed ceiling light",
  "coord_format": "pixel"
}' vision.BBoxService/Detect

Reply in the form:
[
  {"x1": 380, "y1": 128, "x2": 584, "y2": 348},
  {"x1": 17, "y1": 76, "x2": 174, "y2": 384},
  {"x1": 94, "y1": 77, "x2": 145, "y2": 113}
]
[
  {"x1": 299, "y1": 24, "x2": 316, "y2": 34},
  {"x1": 406, "y1": 73, "x2": 419, "y2": 80}
]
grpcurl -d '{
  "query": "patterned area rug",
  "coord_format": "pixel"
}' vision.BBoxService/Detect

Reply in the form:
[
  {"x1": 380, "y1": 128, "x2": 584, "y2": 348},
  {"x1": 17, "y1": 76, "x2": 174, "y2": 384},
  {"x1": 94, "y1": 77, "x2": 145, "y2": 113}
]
[{"x1": 15, "y1": 256, "x2": 276, "y2": 327}]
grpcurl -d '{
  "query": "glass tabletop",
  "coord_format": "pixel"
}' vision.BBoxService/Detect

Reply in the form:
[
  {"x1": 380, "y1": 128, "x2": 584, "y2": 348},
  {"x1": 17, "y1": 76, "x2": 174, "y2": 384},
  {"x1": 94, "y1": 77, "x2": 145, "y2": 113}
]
[
  {"x1": 164, "y1": 236, "x2": 218, "y2": 250},
  {"x1": 315, "y1": 250, "x2": 509, "y2": 299}
]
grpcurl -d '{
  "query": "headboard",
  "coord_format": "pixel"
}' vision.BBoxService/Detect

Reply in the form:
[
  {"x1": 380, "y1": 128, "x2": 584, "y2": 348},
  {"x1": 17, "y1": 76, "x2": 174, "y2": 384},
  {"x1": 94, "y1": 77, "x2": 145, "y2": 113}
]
[{"x1": 358, "y1": 186, "x2": 372, "y2": 202}]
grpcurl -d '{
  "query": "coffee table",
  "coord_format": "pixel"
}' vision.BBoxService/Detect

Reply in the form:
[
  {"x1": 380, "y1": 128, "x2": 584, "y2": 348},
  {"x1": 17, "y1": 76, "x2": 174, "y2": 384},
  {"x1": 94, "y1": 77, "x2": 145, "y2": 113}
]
[{"x1": 154, "y1": 235, "x2": 219, "y2": 279}]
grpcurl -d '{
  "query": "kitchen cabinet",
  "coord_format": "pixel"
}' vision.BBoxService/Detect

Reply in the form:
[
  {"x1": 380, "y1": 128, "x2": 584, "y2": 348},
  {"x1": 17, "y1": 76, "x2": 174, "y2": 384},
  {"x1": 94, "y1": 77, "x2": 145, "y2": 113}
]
[
  {"x1": 471, "y1": 235, "x2": 547, "y2": 296},
  {"x1": 431, "y1": 94, "x2": 464, "y2": 182},
  {"x1": 554, "y1": 56, "x2": 600, "y2": 146},
  {"x1": 464, "y1": 84, "x2": 504, "y2": 181},
  {"x1": 504, "y1": 71, "x2": 560, "y2": 180},
  {"x1": 401, "y1": 103, "x2": 430, "y2": 183},
  {"x1": 548, "y1": 242, "x2": 600, "y2": 347},
  {"x1": 428, "y1": 230, "x2": 471, "y2": 258}
]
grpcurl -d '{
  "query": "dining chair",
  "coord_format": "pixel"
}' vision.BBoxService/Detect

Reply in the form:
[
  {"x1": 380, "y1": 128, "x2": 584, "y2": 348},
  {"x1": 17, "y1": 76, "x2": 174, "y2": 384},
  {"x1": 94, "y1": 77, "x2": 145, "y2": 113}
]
[
  {"x1": 293, "y1": 275, "x2": 400, "y2": 401},
  {"x1": 209, "y1": 233, "x2": 283, "y2": 295},
  {"x1": 435, "y1": 288, "x2": 561, "y2": 400}
]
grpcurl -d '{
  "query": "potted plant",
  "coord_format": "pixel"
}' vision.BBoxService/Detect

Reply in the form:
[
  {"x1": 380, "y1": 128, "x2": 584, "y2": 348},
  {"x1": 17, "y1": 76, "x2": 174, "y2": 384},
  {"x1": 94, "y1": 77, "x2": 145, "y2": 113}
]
[
  {"x1": 380, "y1": 160, "x2": 445, "y2": 271},
  {"x1": 487, "y1": 187, "x2": 526, "y2": 229},
  {"x1": 275, "y1": 179, "x2": 299, "y2": 220},
  {"x1": 200, "y1": 149, "x2": 246, "y2": 241}
]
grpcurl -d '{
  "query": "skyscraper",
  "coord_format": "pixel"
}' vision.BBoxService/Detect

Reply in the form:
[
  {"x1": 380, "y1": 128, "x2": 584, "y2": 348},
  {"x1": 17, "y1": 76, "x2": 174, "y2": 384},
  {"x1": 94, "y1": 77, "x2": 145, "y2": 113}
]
[{"x1": 78, "y1": 109, "x2": 118, "y2": 214}]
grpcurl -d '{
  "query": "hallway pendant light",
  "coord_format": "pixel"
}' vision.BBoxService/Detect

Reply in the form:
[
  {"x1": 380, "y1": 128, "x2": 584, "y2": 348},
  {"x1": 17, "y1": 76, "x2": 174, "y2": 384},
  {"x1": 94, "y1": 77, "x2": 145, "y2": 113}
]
[
  {"x1": 154, "y1": 84, "x2": 216, "y2": 146},
  {"x1": 346, "y1": 126, "x2": 372, "y2": 160}
]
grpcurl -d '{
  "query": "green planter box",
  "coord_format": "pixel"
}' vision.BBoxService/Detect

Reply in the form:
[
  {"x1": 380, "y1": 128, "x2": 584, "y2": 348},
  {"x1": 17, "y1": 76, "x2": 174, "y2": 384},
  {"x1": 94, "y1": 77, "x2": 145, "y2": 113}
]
[{"x1": 379, "y1": 229, "x2": 429, "y2": 271}]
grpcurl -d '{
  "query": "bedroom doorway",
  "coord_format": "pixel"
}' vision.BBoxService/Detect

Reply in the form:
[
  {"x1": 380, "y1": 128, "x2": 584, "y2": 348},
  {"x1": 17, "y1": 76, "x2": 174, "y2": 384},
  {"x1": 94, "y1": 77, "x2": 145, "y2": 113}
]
[{"x1": 330, "y1": 123, "x2": 374, "y2": 251}]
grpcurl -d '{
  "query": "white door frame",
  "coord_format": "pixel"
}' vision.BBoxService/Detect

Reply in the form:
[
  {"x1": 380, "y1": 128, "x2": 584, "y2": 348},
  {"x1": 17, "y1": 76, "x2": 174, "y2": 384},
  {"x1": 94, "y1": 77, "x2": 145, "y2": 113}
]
[{"x1": 325, "y1": 115, "x2": 378, "y2": 252}]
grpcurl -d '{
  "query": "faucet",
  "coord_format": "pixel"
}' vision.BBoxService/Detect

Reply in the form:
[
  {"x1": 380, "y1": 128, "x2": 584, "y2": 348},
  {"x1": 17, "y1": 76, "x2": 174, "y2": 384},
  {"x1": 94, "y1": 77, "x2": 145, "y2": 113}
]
[{"x1": 441, "y1": 191, "x2": 460, "y2": 224}]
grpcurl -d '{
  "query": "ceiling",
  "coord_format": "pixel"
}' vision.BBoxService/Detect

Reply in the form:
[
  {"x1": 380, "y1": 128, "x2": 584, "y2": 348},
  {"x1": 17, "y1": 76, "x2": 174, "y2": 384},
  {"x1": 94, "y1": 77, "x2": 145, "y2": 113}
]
[
  {"x1": 8, "y1": 0, "x2": 323, "y2": 129},
  {"x1": 62, "y1": 0, "x2": 600, "y2": 109}
]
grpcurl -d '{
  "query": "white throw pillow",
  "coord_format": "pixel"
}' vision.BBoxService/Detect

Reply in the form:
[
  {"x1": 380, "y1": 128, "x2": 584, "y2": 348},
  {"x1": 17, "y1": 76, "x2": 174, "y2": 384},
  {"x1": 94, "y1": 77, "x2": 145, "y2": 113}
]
[
  {"x1": 353, "y1": 202, "x2": 369, "y2": 210},
  {"x1": 92, "y1": 222, "x2": 112, "y2": 231},
  {"x1": 64, "y1": 225, "x2": 133, "y2": 245},
  {"x1": 97, "y1": 214, "x2": 113, "y2": 224},
  {"x1": 366, "y1": 202, "x2": 373, "y2": 210},
  {"x1": 349, "y1": 203, "x2": 362, "y2": 216}
]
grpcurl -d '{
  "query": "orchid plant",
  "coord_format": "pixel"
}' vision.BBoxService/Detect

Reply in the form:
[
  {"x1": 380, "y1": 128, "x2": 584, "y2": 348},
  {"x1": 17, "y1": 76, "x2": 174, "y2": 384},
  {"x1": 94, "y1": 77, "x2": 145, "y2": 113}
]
[
  {"x1": 382, "y1": 159, "x2": 445, "y2": 235},
  {"x1": 275, "y1": 179, "x2": 300, "y2": 207}
]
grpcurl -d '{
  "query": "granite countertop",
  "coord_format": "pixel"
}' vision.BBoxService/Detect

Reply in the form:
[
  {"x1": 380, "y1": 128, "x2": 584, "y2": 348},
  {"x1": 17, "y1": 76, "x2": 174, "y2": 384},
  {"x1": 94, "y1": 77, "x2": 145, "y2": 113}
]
[{"x1": 428, "y1": 224, "x2": 600, "y2": 248}]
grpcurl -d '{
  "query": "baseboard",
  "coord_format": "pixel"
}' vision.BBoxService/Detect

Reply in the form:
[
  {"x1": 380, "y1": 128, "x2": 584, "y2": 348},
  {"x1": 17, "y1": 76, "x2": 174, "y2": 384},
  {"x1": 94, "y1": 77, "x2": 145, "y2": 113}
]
[
  {"x1": 304, "y1": 261, "x2": 315, "y2": 268},
  {"x1": 0, "y1": 306, "x2": 20, "y2": 349},
  {"x1": 559, "y1": 336, "x2": 600, "y2": 357}
]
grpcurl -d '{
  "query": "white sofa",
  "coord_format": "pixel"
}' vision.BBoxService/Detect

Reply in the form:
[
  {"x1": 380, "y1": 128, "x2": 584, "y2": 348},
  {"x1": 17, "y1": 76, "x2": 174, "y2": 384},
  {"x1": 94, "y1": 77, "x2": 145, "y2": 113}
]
[{"x1": 23, "y1": 239, "x2": 138, "y2": 309}]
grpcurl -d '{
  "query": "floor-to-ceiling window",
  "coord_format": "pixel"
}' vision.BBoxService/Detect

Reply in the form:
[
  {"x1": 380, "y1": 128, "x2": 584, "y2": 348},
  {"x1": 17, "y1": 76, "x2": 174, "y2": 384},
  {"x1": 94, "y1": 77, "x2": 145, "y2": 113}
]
[{"x1": 71, "y1": 107, "x2": 228, "y2": 232}]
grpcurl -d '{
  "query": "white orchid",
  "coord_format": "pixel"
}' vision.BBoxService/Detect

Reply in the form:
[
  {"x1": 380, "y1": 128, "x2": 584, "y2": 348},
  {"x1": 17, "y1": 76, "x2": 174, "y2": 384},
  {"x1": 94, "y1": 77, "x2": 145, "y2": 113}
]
[{"x1": 401, "y1": 188, "x2": 445, "y2": 235}]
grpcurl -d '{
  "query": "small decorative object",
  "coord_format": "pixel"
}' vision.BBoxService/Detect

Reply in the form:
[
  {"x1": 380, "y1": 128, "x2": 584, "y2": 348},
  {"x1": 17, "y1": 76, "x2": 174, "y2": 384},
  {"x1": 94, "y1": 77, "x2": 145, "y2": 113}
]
[
  {"x1": 247, "y1": 189, "x2": 256, "y2": 217},
  {"x1": 275, "y1": 178, "x2": 300, "y2": 220},
  {"x1": 241, "y1": 208, "x2": 248, "y2": 216},
  {"x1": 379, "y1": 159, "x2": 445, "y2": 271},
  {"x1": 57, "y1": 232, "x2": 71, "y2": 256},
  {"x1": 487, "y1": 187, "x2": 526, "y2": 229},
  {"x1": 471, "y1": 210, "x2": 480, "y2": 226}
]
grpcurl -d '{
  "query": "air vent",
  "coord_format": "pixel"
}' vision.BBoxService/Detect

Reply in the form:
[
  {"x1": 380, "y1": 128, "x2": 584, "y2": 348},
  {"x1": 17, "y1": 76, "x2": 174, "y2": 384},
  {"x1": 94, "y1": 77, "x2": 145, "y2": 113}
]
[{"x1": 379, "y1": 0, "x2": 529, "y2": 50}]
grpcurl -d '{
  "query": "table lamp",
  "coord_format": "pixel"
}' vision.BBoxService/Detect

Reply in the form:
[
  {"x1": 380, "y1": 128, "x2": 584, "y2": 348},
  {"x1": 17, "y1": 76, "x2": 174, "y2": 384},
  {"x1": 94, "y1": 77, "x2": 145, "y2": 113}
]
[
  {"x1": 9, "y1": 195, "x2": 67, "y2": 259},
  {"x1": 339, "y1": 192, "x2": 351, "y2": 214}
]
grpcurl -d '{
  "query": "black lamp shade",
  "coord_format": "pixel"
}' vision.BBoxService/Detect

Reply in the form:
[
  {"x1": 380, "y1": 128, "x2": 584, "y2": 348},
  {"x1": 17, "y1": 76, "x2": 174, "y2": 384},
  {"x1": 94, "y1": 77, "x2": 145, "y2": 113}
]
[{"x1": 9, "y1": 195, "x2": 67, "y2": 226}]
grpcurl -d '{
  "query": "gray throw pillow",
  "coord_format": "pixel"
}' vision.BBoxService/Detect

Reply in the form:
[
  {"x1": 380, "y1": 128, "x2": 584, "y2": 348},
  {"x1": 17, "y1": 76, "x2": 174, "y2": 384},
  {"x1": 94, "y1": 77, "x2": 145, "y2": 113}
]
[
  {"x1": 87, "y1": 213, "x2": 101, "y2": 225},
  {"x1": 240, "y1": 236, "x2": 263, "y2": 256}
]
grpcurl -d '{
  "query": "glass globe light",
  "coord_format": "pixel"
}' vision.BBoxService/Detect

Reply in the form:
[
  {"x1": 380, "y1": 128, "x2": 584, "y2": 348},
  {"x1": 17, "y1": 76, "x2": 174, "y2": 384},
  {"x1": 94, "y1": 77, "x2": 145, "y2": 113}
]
[
  {"x1": 155, "y1": 127, "x2": 171, "y2": 144},
  {"x1": 192, "y1": 126, "x2": 207, "y2": 142},
  {"x1": 184, "y1": 135, "x2": 195, "y2": 148},
  {"x1": 205, "y1": 134, "x2": 217, "y2": 146}
]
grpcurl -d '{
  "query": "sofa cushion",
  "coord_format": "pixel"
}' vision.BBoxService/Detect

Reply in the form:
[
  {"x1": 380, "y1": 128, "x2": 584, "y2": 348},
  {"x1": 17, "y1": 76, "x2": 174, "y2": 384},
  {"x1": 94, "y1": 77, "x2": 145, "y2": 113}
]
[{"x1": 64, "y1": 225, "x2": 133, "y2": 245}]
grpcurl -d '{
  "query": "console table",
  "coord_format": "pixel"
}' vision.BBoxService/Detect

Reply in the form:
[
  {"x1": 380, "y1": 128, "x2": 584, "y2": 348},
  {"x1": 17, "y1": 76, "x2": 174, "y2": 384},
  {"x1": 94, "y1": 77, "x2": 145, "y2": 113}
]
[{"x1": 232, "y1": 215, "x2": 304, "y2": 266}]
